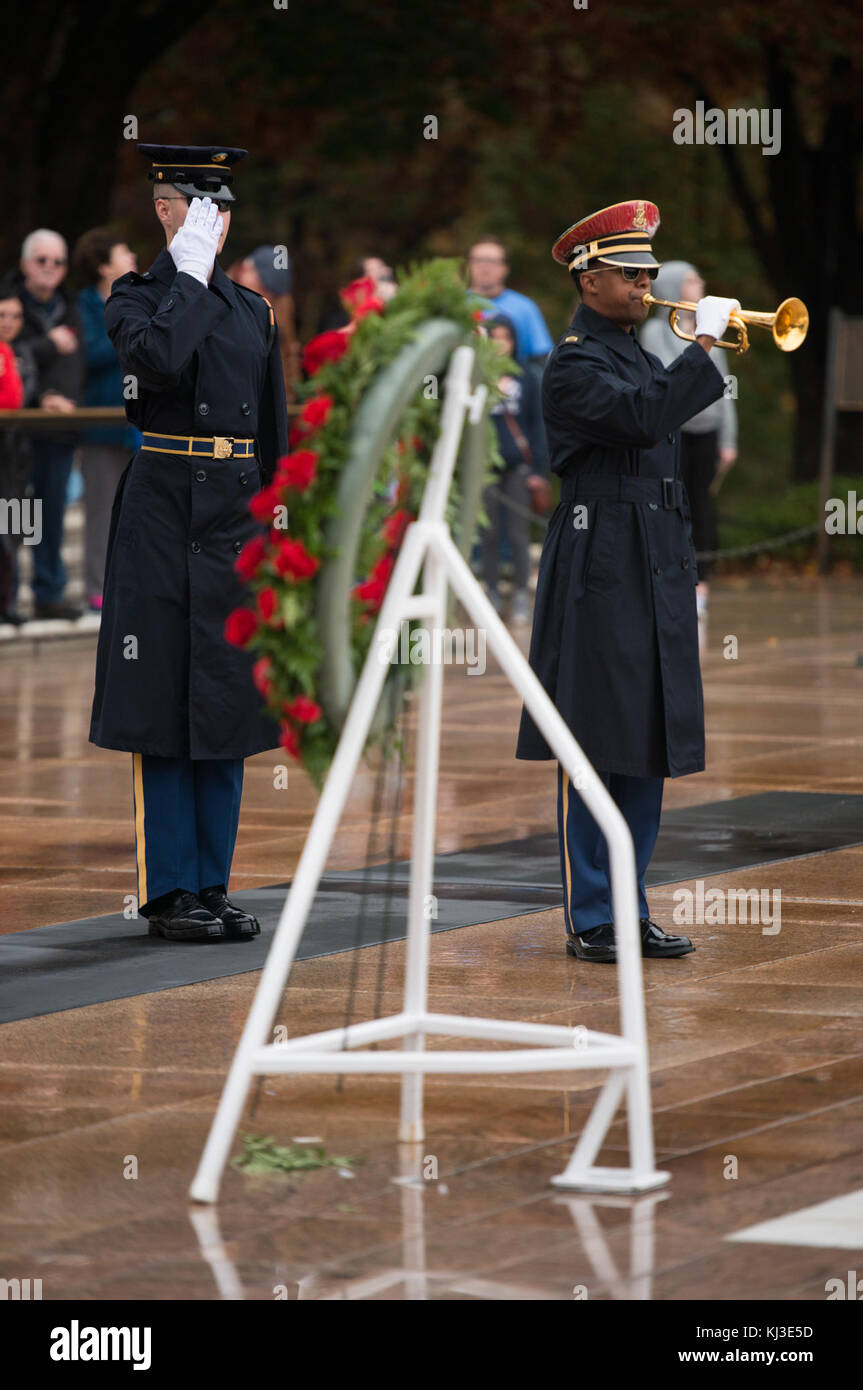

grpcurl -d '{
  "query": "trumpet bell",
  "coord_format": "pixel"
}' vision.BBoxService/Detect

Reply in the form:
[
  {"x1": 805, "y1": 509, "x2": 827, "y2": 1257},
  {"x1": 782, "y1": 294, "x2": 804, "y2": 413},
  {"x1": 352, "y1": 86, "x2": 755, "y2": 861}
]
[{"x1": 771, "y1": 297, "x2": 809, "y2": 352}]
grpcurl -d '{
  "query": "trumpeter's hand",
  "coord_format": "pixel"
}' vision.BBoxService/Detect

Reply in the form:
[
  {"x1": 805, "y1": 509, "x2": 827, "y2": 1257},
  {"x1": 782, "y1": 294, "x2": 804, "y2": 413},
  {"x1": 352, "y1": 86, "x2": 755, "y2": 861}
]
[
  {"x1": 169, "y1": 197, "x2": 223, "y2": 286},
  {"x1": 694, "y1": 296, "x2": 741, "y2": 349}
]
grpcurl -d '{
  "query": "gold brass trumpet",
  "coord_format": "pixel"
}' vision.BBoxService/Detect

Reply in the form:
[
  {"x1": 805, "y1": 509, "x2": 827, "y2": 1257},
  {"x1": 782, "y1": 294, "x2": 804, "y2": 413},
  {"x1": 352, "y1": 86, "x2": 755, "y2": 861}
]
[{"x1": 641, "y1": 293, "x2": 809, "y2": 354}]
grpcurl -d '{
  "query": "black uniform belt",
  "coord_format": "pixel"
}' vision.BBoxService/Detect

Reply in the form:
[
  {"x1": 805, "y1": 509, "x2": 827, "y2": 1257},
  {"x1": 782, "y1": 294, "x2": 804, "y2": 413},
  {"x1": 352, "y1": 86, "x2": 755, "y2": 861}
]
[
  {"x1": 140, "y1": 432, "x2": 255, "y2": 459},
  {"x1": 560, "y1": 474, "x2": 684, "y2": 510}
]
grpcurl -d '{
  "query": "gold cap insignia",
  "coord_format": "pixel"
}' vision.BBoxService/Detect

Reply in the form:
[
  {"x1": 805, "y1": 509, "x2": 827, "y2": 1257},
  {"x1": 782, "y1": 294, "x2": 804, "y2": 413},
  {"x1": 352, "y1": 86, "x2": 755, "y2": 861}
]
[
  {"x1": 212, "y1": 152, "x2": 228, "y2": 162},
  {"x1": 633, "y1": 200, "x2": 647, "y2": 230}
]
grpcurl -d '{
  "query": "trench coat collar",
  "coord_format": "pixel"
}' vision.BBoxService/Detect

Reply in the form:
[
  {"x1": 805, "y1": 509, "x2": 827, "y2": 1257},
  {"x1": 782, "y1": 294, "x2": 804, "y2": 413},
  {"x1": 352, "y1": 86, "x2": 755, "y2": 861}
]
[
  {"x1": 147, "y1": 248, "x2": 238, "y2": 309},
  {"x1": 571, "y1": 301, "x2": 638, "y2": 362}
]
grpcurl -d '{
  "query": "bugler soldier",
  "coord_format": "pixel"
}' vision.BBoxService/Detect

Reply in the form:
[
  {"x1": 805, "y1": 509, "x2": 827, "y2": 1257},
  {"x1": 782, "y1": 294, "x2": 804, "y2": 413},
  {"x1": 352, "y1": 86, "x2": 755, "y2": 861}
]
[{"x1": 515, "y1": 200, "x2": 740, "y2": 963}]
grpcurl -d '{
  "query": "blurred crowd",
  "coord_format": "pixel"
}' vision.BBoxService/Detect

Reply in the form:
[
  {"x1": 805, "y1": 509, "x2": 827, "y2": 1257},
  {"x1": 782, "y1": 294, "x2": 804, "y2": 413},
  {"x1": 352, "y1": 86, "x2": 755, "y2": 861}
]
[
  {"x1": 0, "y1": 227, "x2": 297, "y2": 627},
  {"x1": 0, "y1": 225, "x2": 736, "y2": 634}
]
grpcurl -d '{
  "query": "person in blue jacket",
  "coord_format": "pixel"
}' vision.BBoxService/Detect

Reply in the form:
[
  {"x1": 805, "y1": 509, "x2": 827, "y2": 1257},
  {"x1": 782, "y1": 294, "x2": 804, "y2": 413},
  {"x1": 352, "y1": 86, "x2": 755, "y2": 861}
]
[
  {"x1": 515, "y1": 200, "x2": 741, "y2": 964},
  {"x1": 89, "y1": 144, "x2": 288, "y2": 944},
  {"x1": 73, "y1": 229, "x2": 142, "y2": 609}
]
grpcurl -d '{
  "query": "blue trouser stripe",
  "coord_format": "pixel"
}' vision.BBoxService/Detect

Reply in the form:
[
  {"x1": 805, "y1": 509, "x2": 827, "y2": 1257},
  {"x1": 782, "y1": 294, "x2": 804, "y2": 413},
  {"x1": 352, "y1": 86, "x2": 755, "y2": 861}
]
[{"x1": 131, "y1": 754, "x2": 245, "y2": 911}]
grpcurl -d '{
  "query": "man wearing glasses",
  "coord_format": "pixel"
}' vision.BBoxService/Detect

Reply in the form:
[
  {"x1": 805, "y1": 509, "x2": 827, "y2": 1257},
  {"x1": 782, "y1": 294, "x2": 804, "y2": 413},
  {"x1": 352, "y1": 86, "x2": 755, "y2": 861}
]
[
  {"x1": 466, "y1": 237, "x2": 553, "y2": 367},
  {"x1": 0, "y1": 230, "x2": 84, "y2": 620},
  {"x1": 89, "y1": 144, "x2": 288, "y2": 943},
  {"x1": 515, "y1": 200, "x2": 741, "y2": 964}
]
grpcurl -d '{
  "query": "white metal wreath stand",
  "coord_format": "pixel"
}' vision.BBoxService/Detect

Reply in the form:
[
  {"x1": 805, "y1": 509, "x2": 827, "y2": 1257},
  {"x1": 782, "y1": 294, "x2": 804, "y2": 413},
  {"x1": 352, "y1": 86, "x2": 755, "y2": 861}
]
[{"x1": 190, "y1": 344, "x2": 670, "y2": 1204}]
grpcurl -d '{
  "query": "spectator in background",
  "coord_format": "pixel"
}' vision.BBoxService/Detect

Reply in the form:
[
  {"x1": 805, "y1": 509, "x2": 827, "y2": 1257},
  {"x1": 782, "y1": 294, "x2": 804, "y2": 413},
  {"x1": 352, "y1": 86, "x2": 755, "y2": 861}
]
[
  {"x1": 480, "y1": 314, "x2": 549, "y2": 625},
  {"x1": 72, "y1": 228, "x2": 140, "y2": 611},
  {"x1": 466, "y1": 237, "x2": 554, "y2": 366},
  {"x1": 0, "y1": 295, "x2": 29, "y2": 625},
  {"x1": 0, "y1": 229, "x2": 84, "y2": 620},
  {"x1": 640, "y1": 260, "x2": 738, "y2": 627},
  {"x1": 229, "y1": 245, "x2": 299, "y2": 399},
  {"x1": 316, "y1": 253, "x2": 398, "y2": 333},
  {"x1": 358, "y1": 255, "x2": 397, "y2": 304}
]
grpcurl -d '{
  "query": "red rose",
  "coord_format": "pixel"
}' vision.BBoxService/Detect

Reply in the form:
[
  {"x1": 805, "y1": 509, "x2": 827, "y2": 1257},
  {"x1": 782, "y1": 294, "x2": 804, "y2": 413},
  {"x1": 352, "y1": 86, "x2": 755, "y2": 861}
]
[
  {"x1": 234, "y1": 534, "x2": 268, "y2": 581},
  {"x1": 340, "y1": 276, "x2": 376, "y2": 308},
  {"x1": 274, "y1": 537, "x2": 319, "y2": 582},
  {"x1": 279, "y1": 723, "x2": 301, "y2": 758},
  {"x1": 371, "y1": 551, "x2": 395, "y2": 584},
  {"x1": 283, "y1": 695, "x2": 322, "y2": 724},
  {"x1": 257, "y1": 586, "x2": 281, "y2": 624},
  {"x1": 302, "y1": 395, "x2": 333, "y2": 429},
  {"x1": 352, "y1": 294, "x2": 385, "y2": 320},
  {"x1": 275, "y1": 449, "x2": 318, "y2": 492},
  {"x1": 340, "y1": 277, "x2": 385, "y2": 320},
  {"x1": 248, "y1": 483, "x2": 286, "y2": 524},
  {"x1": 302, "y1": 329, "x2": 350, "y2": 376},
  {"x1": 289, "y1": 394, "x2": 333, "y2": 446},
  {"x1": 382, "y1": 509, "x2": 413, "y2": 547},
  {"x1": 224, "y1": 608, "x2": 258, "y2": 647},
  {"x1": 252, "y1": 656, "x2": 272, "y2": 697},
  {"x1": 472, "y1": 308, "x2": 484, "y2": 321},
  {"x1": 353, "y1": 577, "x2": 386, "y2": 607}
]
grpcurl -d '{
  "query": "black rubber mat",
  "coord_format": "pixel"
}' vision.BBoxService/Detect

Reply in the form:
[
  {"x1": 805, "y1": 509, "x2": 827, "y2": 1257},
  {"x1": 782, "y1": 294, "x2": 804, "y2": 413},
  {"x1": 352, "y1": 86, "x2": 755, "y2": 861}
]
[{"x1": 1, "y1": 791, "x2": 861, "y2": 1023}]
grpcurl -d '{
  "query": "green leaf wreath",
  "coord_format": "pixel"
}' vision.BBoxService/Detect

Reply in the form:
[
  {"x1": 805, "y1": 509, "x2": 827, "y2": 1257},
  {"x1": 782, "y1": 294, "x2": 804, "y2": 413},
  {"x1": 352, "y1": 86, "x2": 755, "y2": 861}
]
[{"x1": 224, "y1": 259, "x2": 509, "y2": 786}]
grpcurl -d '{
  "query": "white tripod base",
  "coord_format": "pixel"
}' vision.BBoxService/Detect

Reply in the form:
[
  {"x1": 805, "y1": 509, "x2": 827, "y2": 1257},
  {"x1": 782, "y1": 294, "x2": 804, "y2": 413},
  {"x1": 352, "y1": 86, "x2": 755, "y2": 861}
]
[{"x1": 189, "y1": 345, "x2": 669, "y2": 1205}]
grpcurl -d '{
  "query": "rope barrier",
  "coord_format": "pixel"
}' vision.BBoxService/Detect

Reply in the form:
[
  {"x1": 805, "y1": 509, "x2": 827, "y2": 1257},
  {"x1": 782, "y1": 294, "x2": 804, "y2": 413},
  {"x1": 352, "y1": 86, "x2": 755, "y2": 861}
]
[{"x1": 485, "y1": 484, "x2": 821, "y2": 562}]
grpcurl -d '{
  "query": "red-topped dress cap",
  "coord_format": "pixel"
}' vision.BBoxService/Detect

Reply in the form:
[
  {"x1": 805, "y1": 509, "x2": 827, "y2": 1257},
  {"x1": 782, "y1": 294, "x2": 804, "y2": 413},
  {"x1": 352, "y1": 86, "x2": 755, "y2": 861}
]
[{"x1": 552, "y1": 200, "x2": 661, "y2": 269}]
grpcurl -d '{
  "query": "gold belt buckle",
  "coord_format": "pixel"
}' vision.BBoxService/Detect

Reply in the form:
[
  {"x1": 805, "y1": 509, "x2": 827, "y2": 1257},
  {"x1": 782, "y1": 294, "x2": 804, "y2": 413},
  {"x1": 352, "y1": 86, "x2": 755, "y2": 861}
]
[{"x1": 213, "y1": 436, "x2": 234, "y2": 459}]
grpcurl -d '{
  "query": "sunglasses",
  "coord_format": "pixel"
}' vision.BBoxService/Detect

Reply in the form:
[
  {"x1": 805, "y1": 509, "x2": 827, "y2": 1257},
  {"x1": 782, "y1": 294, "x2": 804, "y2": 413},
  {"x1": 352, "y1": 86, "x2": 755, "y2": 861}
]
[
  {"x1": 583, "y1": 264, "x2": 659, "y2": 282},
  {"x1": 35, "y1": 256, "x2": 67, "y2": 267}
]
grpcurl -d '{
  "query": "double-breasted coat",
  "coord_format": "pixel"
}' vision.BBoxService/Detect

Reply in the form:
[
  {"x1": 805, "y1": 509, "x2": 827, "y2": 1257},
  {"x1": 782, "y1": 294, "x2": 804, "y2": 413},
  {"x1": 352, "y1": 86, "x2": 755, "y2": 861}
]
[
  {"x1": 515, "y1": 301, "x2": 725, "y2": 778},
  {"x1": 89, "y1": 248, "x2": 288, "y2": 759}
]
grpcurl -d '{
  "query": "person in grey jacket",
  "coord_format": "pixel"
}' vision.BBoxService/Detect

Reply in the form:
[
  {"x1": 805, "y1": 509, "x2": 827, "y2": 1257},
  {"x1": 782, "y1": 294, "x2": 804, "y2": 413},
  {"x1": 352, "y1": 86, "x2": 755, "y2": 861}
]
[{"x1": 640, "y1": 260, "x2": 737, "y2": 620}]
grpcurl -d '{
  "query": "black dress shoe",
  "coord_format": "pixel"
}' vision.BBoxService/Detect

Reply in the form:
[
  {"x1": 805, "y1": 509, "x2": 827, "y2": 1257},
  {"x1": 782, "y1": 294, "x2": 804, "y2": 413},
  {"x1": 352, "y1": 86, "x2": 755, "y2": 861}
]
[
  {"x1": 640, "y1": 918, "x2": 695, "y2": 957},
  {"x1": 1, "y1": 610, "x2": 26, "y2": 627},
  {"x1": 566, "y1": 919, "x2": 696, "y2": 962},
  {"x1": 566, "y1": 923, "x2": 617, "y2": 962},
  {"x1": 198, "y1": 884, "x2": 260, "y2": 939},
  {"x1": 144, "y1": 889, "x2": 224, "y2": 942},
  {"x1": 34, "y1": 601, "x2": 83, "y2": 621}
]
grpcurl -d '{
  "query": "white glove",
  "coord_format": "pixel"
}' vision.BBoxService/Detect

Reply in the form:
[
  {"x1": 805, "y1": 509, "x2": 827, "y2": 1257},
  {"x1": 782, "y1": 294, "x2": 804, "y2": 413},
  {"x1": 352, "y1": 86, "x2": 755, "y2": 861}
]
[
  {"x1": 694, "y1": 295, "x2": 741, "y2": 342},
  {"x1": 168, "y1": 197, "x2": 223, "y2": 286}
]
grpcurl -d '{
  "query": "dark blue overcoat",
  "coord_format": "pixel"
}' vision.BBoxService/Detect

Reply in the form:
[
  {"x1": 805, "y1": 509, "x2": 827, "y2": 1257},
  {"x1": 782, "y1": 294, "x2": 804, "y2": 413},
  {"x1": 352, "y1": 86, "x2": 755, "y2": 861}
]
[
  {"x1": 89, "y1": 249, "x2": 288, "y2": 759},
  {"x1": 515, "y1": 301, "x2": 725, "y2": 778}
]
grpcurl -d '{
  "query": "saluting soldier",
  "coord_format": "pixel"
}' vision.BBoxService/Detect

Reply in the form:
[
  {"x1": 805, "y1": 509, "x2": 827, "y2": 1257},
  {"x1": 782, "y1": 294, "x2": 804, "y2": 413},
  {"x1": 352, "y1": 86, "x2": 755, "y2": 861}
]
[
  {"x1": 89, "y1": 145, "x2": 288, "y2": 942},
  {"x1": 516, "y1": 200, "x2": 740, "y2": 963}
]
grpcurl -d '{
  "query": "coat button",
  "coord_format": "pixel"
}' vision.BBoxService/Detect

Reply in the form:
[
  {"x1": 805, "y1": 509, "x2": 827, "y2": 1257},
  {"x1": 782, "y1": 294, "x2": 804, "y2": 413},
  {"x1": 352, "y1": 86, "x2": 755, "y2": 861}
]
[
  {"x1": 195, "y1": 469, "x2": 207, "y2": 482},
  {"x1": 681, "y1": 556, "x2": 690, "y2": 569},
  {"x1": 653, "y1": 562, "x2": 662, "y2": 575},
  {"x1": 667, "y1": 432, "x2": 675, "y2": 443},
  {"x1": 191, "y1": 541, "x2": 201, "y2": 554},
  {"x1": 238, "y1": 471, "x2": 248, "y2": 485},
  {"x1": 240, "y1": 403, "x2": 250, "y2": 416},
  {"x1": 648, "y1": 501, "x2": 658, "y2": 511},
  {"x1": 198, "y1": 402, "x2": 210, "y2": 416},
  {"x1": 232, "y1": 540, "x2": 243, "y2": 553}
]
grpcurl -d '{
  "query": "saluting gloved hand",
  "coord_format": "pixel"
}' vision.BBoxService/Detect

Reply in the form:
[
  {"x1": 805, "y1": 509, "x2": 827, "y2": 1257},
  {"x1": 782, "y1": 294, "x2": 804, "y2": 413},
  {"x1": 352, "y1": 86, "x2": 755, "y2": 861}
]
[
  {"x1": 168, "y1": 197, "x2": 223, "y2": 286},
  {"x1": 694, "y1": 295, "x2": 742, "y2": 343}
]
